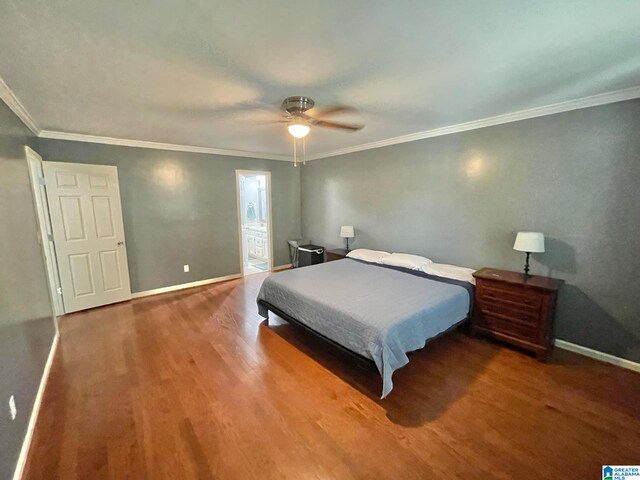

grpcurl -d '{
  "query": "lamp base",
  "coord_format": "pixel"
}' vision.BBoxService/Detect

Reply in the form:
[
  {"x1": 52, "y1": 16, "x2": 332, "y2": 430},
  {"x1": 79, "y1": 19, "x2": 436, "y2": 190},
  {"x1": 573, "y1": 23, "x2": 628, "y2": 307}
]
[{"x1": 523, "y1": 252, "x2": 531, "y2": 278}]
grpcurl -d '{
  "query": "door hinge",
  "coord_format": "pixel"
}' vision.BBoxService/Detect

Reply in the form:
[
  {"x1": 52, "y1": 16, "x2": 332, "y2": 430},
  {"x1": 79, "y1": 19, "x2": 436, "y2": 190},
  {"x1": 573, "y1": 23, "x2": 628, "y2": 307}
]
[
  {"x1": 47, "y1": 233, "x2": 54, "y2": 243},
  {"x1": 38, "y1": 176, "x2": 46, "y2": 185},
  {"x1": 56, "y1": 287, "x2": 62, "y2": 295}
]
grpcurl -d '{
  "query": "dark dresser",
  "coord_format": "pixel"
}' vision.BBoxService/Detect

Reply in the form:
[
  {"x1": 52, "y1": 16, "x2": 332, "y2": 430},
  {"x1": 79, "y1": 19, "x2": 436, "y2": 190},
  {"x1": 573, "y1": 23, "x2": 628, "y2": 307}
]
[
  {"x1": 471, "y1": 268, "x2": 563, "y2": 361},
  {"x1": 325, "y1": 248, "x2": 349, "y2": 262}
]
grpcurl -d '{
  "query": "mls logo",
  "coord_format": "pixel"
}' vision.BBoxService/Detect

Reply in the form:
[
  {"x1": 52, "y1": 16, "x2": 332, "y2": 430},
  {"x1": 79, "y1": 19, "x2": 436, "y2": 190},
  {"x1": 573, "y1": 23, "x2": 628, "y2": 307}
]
[
  {"x1": 603, "y1": 466, "x2": 640, "y2": 480},
  {"x1": 603, "y1": 466, "x2": 613, "y2": 480}
]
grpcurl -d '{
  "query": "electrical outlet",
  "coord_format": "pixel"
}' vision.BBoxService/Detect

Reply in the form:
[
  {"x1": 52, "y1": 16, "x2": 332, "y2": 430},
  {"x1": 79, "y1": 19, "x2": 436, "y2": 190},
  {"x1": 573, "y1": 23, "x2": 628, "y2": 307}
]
[
  {"x1": 183, "y1": 264, "x2": 189, "y2": 273},
  {"x1": 9, "y1": 395, "x2": 16, "y2": 420}
]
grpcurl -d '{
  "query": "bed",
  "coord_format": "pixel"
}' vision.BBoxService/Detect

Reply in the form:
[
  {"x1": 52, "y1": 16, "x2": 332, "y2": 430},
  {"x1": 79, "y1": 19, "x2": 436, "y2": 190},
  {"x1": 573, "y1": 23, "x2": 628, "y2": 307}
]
[{"x1": 257, "y1": 258, "x2": 474, "y2": 397}]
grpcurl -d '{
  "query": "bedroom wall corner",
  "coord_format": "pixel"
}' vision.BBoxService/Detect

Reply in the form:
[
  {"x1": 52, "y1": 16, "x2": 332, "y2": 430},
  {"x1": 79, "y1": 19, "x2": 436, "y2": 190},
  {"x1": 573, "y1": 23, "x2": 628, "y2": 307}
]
[{"x1": 0, "y1": 100, "x2": 57, "y2": 480}]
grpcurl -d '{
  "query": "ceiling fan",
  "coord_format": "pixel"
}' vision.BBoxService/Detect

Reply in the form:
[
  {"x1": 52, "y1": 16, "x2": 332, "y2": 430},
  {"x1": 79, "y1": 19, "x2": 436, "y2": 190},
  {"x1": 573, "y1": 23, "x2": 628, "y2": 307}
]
[
  {"x1": 270, "y1": 96, "x2": 364, "y2": 166},
  {"x1": 276, "y1": 96, "x2": 364, "y2": 138}
]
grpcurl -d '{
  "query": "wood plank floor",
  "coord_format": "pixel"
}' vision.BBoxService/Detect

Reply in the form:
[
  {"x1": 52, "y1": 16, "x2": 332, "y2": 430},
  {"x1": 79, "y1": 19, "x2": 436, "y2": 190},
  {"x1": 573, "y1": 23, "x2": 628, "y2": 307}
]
[{"x1": 24, "y1": 273, "x2": 640, "y2": 479}]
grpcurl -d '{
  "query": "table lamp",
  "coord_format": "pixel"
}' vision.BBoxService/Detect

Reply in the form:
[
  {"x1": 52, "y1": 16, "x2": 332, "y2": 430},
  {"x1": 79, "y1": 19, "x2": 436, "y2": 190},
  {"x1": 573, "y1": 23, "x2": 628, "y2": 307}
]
[
  {"x1": 340, "y1": 226, "x2": 355, "y2": 251},
  {"x1": 513, "y1": 232, "x2": 545, "y2": 277}
]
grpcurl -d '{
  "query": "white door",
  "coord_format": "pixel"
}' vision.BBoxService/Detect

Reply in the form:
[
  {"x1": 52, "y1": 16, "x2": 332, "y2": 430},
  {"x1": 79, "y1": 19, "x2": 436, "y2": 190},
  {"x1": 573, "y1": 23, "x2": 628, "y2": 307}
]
[{"x1": 43, "y1": 162, "x2": 131, "y2": 313}]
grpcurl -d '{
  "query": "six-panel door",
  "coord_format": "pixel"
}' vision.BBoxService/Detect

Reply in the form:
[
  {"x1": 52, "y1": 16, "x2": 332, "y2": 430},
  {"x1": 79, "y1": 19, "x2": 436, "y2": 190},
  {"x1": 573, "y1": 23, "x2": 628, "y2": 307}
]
[{"x1": 43, "y1": 162, "x2": 131, "y2": 313}]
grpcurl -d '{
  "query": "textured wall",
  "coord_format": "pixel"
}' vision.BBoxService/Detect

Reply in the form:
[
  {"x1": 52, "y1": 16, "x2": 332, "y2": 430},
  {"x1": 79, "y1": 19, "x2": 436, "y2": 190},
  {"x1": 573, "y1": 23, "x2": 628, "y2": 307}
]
[
  {"x1": 301, "y1": 99, "x2": 640, "y2": 362},
  {"x1": 37, "y1": 140, "x2": 301, "y2": 292},
  {"x1": 0, "y1": 101, "x2": 56, "y2": 479}
]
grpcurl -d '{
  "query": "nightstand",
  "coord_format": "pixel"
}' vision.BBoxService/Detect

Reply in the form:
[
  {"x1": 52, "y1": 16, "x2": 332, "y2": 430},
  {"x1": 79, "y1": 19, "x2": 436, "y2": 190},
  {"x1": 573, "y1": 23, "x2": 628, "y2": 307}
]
[
  {"x1": 471, "y1": 268, "x2": 563, "y2": 361},
  {"x1": 325, "y1": 248, "x2": 349, "y2": 262}
]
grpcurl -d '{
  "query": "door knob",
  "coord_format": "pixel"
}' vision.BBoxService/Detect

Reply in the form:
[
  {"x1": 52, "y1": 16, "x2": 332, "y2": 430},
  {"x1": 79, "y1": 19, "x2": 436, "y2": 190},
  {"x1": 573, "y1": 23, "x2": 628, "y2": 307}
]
[{"x1": 117, "y1": 241, "x2": 124, "y2": 246}]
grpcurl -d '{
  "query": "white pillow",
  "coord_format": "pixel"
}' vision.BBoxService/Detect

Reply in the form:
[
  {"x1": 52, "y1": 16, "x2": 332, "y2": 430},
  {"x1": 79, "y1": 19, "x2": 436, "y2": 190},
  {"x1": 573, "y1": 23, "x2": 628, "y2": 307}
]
[
  {"x1": 379, "y1": 252, "x2": 432, "y2": 270},
  {"x1": 346, "y1": 248, "x2": 390, "y2": 263},
  {"x1": 421, "y1": 263, "x2": 476, "y2": 284}
]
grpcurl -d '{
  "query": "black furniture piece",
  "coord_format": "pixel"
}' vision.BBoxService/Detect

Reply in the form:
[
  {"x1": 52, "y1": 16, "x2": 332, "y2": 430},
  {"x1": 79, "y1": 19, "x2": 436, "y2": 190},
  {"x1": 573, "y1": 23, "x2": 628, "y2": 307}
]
[{"x1": 297, "y1": 244, "x2": 325, "y2": 267}]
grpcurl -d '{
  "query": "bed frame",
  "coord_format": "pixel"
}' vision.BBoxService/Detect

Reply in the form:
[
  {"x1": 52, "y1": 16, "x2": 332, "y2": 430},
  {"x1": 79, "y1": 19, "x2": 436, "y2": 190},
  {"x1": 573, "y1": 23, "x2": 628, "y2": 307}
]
[
  {"x1": 258, "y1": 299, "x2": 469, "y2": 366},
  {"x1": 258, "y1": 299, "x2": 374, "y2": 365}
]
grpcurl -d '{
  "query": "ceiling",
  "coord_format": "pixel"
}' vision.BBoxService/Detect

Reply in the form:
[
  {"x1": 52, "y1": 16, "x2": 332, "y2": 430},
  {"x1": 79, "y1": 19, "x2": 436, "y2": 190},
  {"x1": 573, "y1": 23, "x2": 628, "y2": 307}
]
[{"x1": 1, "y1": 0, "x2": 639, "y2": 159}]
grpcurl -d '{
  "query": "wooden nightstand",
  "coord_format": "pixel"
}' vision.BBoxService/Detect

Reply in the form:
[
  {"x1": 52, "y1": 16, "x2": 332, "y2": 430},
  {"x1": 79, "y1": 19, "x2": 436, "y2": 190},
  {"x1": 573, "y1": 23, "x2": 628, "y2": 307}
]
[
  {"x1": 471, "y1": 268, "x2": 563, "y2": 361},
  {"x1": 325, "y1": 248, "x2": 349, "y2": 262}
]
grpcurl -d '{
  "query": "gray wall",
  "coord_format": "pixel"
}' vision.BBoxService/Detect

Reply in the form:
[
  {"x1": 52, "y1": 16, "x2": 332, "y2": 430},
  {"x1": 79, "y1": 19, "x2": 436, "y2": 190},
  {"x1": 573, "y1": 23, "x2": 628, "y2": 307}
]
[
  {"x1": 301, "y1": 99, "x2": 640, "y2": 362},
  {"x1": 37, "y1": 140, "x2": 301, "y2": 292},
  {"x1": 0, "y1": 102, "x2": 57, "y2": 478}
]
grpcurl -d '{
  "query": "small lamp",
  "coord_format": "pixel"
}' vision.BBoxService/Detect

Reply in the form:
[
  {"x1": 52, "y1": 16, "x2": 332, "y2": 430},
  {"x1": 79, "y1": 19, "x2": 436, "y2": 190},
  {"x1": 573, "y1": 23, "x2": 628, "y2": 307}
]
[
  {"x1": 340, "y1": 226, "x2": 355, "y2": 251},
  {"x1": 513, "y1": 232, "x2": 545, "y2": 277}
]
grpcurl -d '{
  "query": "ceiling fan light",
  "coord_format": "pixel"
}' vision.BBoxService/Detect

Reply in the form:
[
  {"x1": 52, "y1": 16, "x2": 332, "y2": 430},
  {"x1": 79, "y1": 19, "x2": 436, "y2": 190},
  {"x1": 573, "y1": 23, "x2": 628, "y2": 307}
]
[{"x1": 288, "y1": 123, "x2": 310, "y2": 138}]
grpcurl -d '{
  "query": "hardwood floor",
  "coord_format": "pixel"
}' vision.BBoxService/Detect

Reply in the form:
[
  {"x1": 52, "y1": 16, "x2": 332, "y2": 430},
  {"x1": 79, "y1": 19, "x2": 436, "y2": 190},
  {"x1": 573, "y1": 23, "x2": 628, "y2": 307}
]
[{"x1": 24, "y1": 274, "x2": 640, "y2": 479}]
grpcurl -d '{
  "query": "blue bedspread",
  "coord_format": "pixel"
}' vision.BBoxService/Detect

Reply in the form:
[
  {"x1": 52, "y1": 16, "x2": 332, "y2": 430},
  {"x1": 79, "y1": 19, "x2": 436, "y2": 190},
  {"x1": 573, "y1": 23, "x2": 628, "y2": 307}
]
[{"x1": 257, "y1": 258, "x2": 472, "y2": 398}]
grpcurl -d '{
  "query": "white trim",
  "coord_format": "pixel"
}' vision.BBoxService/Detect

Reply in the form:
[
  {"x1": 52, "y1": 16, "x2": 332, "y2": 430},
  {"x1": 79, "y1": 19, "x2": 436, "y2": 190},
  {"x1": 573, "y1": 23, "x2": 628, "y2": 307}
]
[
  {"x1": 130, "y1": 274, "x2": 242, "y2": 299},
  {"x1": 272, "y1": 264, "x2": 292, "y2": 271},
  {"x1": 12, "y1": 332, "x2": 59, "y2": 480},
  {"x1": 555, "y1": 339, "x2": 640, "y2": 373},
  {"x1": 0, "y1": 76, "x2": 40, "y2": 135},
  {"x1": 38, "y1": 130, "x2": 291, "y2": 161},
  {"x1": 306, "y1": 86, "x2": 640, "y2": 160},
  {"x1": 235, "y1": 170, "x2": 275, "y2": 276},
  {"x1": 24, "y1": 147, "x2": 65, "y2": 317},
  {"x1": 2, "y1": 71, "x2": 638, "y2": 161}
]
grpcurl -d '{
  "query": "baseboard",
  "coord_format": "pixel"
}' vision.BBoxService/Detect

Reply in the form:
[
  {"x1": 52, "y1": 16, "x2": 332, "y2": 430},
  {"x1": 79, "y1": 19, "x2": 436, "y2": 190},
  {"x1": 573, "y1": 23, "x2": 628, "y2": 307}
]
[
  {"x1": 554, "y1": 339, "x2": 640, "y2": 373},
  {"x1": 13, "y1": 331, "x2": 59, "y2": 480},
  {"x1": 131, "y1": 274, "x2": 243, "y2": 299},
  {"x1": 272, "y1": 264, "x2": 292, "y2": 271},
  {"x1": 131, "y1": 266, "x2": 291, "y2": 300}
]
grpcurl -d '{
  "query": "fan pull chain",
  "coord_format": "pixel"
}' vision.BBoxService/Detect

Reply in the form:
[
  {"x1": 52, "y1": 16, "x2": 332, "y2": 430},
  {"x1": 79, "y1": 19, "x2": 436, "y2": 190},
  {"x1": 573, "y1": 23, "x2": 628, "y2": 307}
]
[
  {"x1": 293, "y1": 136, "x2": 297, "y2": 167},
  {"x1": 303, "y1": 136, "x2": 306, "y2": 165}
]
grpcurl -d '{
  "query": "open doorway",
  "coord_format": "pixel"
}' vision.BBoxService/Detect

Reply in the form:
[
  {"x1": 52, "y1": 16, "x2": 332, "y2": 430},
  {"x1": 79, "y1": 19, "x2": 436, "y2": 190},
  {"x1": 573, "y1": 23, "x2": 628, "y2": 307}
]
[{"x1": 236, "y1": 170, "x2": 273, "y2": 276}]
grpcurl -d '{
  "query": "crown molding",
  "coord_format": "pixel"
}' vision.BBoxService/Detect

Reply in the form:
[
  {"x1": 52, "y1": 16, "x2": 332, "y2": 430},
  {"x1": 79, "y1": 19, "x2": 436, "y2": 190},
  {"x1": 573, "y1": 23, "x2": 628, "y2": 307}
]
[
  {"x1": 0, "y1": 76, "x2": 40, "y2": 135},
  {"x1": 306, "y1": 85, "x2": 640, "y2": 161},
  {"x1": 2, "y1": 69, "x2": 639, "y2": 162},
  {"x1": 38, "y1": 130, "x2": 292, "y2": 161}
]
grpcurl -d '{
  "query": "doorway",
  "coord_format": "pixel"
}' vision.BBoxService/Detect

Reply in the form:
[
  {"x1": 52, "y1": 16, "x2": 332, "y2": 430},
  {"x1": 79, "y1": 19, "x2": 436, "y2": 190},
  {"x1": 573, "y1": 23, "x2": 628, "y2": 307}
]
[
  {"x1": 26, "y1": 155, "x2": 132, "y2": 314},
  {"x1": 236, "y1": 170, "x2": 273, "y2": 276}
]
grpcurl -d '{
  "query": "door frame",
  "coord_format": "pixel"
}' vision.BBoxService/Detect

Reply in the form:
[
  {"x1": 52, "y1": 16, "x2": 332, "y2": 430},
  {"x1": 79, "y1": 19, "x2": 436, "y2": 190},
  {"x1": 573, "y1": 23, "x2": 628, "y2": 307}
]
[
  {"x1": 24, "y1": 146, "x2": 65, "y2": 317},
  {"x1": 235, "y1": 170, "x2": 274, "y2": 276}
]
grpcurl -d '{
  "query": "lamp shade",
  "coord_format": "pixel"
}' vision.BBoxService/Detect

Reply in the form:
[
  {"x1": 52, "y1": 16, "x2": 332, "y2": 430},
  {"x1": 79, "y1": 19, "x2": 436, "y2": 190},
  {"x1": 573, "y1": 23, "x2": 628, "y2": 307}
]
[
  {"x1": 340, "y1": 225, "x2": 355, "y2": 238},
  {"x1": 513, "y1": 232, "x2": 545, "y2": 253}
]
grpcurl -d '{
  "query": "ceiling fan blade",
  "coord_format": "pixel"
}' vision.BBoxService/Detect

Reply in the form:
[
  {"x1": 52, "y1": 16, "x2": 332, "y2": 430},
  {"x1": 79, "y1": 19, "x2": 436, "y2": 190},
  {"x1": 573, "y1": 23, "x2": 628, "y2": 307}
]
[
  {"x1": 149, "y1": 99, "x2": 283, "y2": 118},
  {"x1": 310, "y1": 104, "x2": 357, "y2": 118},
  {"x1": 250, "y1": 119, "x2": 291, "y2": 125},
  {"x1": 312, "y1": 119, "x2": 364, "y2": 131}
]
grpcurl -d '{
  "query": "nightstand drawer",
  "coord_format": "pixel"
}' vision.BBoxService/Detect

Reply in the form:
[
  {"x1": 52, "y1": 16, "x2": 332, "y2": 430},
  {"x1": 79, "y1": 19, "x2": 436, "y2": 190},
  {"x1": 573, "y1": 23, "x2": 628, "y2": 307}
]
[
  {"x1": 476, "y1": 301, "x2": 539, "y2": 326},
  {"x1": 476, "y1": 313, "x2": 537, "y2": 341},
  {"x1": 477, "y1": 283, "x2": 541, "y2": 309}
]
